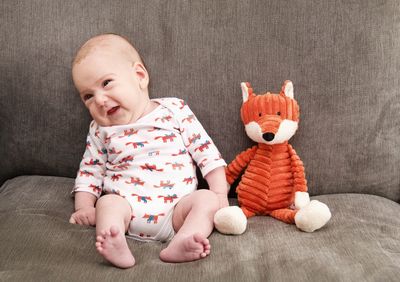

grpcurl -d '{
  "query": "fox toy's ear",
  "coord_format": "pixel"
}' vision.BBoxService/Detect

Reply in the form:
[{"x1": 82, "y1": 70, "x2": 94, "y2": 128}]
[
  {"x1": 281, "y1": 80, "x2": 294, "y2": 99},
  {"x1": 241, "y1": 82, "x2": 254, "y2": 103}
]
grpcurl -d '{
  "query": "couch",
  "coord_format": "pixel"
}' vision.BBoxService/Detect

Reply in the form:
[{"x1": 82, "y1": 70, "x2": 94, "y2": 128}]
[{"x1": 1, "y1": 0, "x2": 399, "y2": 281}]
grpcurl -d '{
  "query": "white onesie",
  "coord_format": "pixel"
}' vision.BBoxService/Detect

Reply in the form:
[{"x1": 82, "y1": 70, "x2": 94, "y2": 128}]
[{"x1": 73, "y1": 98, "x2": 226, "y2": 242}]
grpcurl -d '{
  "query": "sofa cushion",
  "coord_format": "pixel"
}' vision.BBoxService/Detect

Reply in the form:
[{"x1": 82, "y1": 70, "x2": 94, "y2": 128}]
[
  {"x1": 1, "y1": 0, "x2": 400, "y2": 202},
  {"x1": 1, "y1": 175, "x2": 399, "y2": 281}
]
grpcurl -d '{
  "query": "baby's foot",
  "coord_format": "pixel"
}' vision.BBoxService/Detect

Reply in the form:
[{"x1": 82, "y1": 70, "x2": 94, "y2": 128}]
[
  {"x1": 95, "y1": 226, "x2": 135, "y2": 268},
  {"x1": 159, "y1": 233, "x2": 211, "y2": 263}
]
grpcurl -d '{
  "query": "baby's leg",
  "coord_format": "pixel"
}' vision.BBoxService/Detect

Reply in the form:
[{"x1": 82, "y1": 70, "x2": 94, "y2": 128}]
[
  {"x1": 159, "y1": 190, "x2": 219, "y2": 263},
  {"x1": 95, "y1": 194, "x2": 135, "y2": 268}
]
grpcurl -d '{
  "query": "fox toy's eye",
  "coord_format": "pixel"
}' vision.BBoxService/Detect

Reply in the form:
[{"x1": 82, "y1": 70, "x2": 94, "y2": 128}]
[
  {"x1": 259, "y1": 113, "x2": 262, "y2": 117},
  {"x1": 277, "y1": 112, "x2": 281, "y2": 116}
]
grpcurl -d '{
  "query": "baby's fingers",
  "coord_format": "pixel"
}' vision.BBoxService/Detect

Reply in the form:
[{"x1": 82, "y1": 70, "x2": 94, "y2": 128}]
[
  {"x1": 88, "y1": 215, "x2": 96, "y2": 226},
  {"x1": 69, "y1": 211, "x2": 94, "y2": 226},
  {"x1": 69, "y1": 213, "x2": 86, "y2": 225},
  {"x1": 69, "y1": 215, "x2": 77, "y2": 224},
  {"x1": 77, "y1": 214, "x2": 90, "y2": 226}
]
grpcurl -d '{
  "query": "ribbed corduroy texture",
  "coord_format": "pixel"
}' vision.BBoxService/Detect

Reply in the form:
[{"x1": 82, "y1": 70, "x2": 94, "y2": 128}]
[{"x1": 227, "y1": 85, "x2": 307, "y2": 222}]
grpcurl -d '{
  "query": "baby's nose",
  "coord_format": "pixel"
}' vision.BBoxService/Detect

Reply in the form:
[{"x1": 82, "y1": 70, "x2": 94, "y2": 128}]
[{"x1": 94, "y1": 94, "x2": 107, "y2": 106}]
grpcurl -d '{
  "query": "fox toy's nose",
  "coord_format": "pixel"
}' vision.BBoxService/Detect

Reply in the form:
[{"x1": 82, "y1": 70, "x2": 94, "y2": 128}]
[{"x1": 263, "y1": 132, "x2": 275, "y2": 141}]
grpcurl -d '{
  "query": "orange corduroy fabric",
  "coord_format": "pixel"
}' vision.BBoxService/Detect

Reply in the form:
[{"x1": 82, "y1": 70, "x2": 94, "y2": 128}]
[{"x1": 226, "y1": 82, "x2": 307, "y2": 224}]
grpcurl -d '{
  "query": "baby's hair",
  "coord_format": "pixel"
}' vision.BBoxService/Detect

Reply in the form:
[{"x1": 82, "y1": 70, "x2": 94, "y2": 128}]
[{"x1": 72, "y1": 33, "x2": 145, "y2": 67}]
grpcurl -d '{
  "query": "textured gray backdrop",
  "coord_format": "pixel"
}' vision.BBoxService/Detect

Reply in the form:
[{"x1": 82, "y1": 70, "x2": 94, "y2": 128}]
[{"x1": 0, "y1": 0, "x2": 399, "y2": 201}]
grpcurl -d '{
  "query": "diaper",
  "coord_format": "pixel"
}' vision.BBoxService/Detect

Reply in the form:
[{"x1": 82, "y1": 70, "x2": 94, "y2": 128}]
[{"x1": 127, "y1": 205, "x2": 175, "y2": 242}]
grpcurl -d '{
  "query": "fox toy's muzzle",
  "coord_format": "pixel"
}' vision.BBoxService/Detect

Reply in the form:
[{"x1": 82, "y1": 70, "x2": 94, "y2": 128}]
[
  {"x1": 258, "y1": 115, "x2": 282, "y2": 141},
  {"x1": 262, "y1": 132, "x2": 275, "y2": 141}
]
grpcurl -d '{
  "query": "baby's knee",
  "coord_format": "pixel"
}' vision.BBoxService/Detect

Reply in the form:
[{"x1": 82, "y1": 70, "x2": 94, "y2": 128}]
[
  {"x1": 96, "y1": 194, "x2": 126, "y2": 209},
  {"x1": 194, "y1": 190, "x2": 219, "y2": 211}
]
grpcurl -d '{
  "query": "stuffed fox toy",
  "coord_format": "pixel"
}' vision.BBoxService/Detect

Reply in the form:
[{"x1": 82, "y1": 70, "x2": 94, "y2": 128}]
[{"x1": 214, "y1": 81, "x2": 331, "y2": 234}]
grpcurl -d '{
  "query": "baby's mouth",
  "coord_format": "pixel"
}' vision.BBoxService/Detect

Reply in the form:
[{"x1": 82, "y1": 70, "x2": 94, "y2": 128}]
[{"x1": 107, "y1": 106, "x2": 120, "y2": 116}]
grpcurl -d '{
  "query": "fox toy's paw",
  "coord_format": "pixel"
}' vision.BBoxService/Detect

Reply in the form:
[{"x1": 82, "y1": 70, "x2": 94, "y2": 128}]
[
  {"x1": 214, "y1": 206, "x2": 247, "y2": 235},
  {"x1": 295, "y1": 200, "x2": 331, "y2": 232},
  {"x1": 294, "y1": 191, "x2": 310, "y2": 209}
]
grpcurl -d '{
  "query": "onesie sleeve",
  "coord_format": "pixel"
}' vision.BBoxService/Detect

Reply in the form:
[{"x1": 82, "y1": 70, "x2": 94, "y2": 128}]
[
  {"x1": 174, "y1": 99, "x2": 227, "y2": 177},
  {"x1": 72, "y1": 121, "x2": 107, "y2": 198}
]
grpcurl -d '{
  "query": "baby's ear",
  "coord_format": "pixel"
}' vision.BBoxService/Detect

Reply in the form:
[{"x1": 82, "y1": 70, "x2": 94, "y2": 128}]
[{"x1": 134, "y1": 62, "x2": 149, "y2": 89}]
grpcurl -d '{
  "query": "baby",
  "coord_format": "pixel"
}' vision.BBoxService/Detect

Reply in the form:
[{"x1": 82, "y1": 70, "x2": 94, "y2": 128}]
[{"x1": 69, "y1": 34, "x2": 229, "y2": 268}]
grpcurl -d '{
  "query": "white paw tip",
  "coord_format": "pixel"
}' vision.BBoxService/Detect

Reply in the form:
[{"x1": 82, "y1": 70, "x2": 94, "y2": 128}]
[
  {"x1": 214, "y1": 206, "x2": 247, "y2": 235},
  {"x1": 295, "y1": 200, "x2": 331, "y2": 232}
]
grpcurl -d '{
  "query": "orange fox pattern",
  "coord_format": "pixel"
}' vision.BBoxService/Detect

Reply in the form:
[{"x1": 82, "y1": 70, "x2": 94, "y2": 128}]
[
  {"x1": 226, "y1": 81, "x2": 307, "y2": 224},
  {"x1": 73, "y1": 98, "x2": 226, "y2": 241}
]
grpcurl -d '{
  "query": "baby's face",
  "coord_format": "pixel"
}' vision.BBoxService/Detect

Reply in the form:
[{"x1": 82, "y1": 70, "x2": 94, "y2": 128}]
[{"x1": 72, "y1": 50, "x2": 149, "y2": 126}]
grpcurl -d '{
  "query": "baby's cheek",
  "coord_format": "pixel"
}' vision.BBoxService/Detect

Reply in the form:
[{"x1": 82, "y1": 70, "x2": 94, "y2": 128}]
[{"x1": 88, "y1": 107, "x2": 100, "y2": 121}]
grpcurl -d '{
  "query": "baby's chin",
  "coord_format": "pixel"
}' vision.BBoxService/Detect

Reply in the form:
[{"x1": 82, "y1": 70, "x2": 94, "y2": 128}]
[
  {"x1": 94, "y1": 114, "x2": 139, "y2": 127},
  {"x1": 94, "y1": 117, "x2": 125, "y2": 127},
  {"x1": 96, "y1": 120, "x2": 128, "y2": 127},
  {"x1": 93, "y1": 104, "x2": 152, "y2": 127}
]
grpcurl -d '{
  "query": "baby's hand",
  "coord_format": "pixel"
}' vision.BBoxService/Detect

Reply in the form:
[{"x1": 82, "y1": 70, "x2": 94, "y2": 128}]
[
  {"x1": 69, "y1": 206, "x2": 96, "y2": 226},
  {"x1": 216, "y1": 193, "x2": 229, "y2": 209}
]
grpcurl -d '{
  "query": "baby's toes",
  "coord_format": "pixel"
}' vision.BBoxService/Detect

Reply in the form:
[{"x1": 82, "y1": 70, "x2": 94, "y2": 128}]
[
  {"x1": 101, "y1": 229, "x2": 111, "y2": 238},
  {"x1": 199, "y1": 237, "x2": 210, "y2": 250},
  {"x1": 95, "y1": 241, "x2": 104, "y2": 252},
  {"x1": 97, "y1": 235, "x2": 105, "y2": 243},
  {"x1": 193, "y1": 233, "x2": 208, "y2": 245}
]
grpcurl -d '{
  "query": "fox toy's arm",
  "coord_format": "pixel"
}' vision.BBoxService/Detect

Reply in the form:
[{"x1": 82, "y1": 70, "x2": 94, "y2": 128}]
[
  {"x1": 288, "y1": 144, "x2": 310, "y2": 209},
  {"x1": 225, "y1": 145, "x2": 258, "y2": 184},
  {"x1": 288, "y1": 144, "x2": 307, "y2": 193}
]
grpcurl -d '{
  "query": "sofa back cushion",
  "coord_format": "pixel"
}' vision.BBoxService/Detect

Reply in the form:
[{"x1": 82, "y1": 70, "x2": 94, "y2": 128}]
[{"x1": 0, "y1": 0, "x2": 399, "y2": 201}]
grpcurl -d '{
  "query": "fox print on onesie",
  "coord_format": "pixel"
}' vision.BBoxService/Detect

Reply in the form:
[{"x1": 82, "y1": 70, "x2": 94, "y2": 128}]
[{"x1": 74, "y1": 98, "x2": 225, "y2": 241}]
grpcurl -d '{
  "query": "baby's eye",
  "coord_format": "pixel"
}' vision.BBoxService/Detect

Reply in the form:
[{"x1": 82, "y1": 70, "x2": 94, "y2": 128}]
[
  {"x1": 102, "y1": 79, "x2": 112, "y2": 87},
  {"x1": 83, "y1": 94, "x2": 93, "y2": 101}
]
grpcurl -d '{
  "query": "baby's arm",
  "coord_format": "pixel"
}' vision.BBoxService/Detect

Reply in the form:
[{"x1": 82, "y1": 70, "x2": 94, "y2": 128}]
[
  {"x1": 205, "y1": 166, "x2": 229, "y2": 209},
  {"x1": 69, "y1": 192, "x2": 97, "y2": 226},
  {"x1": 168, "y1": 98, "x2": 228, "y2": 207},
  {"x1": 70, "y1": 121, "x2": 107, "y2": 226}
]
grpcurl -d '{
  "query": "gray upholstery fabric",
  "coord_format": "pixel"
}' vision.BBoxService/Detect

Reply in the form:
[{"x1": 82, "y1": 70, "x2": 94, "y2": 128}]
[
  {"x1": 1, "y1": 176, "x2": 399, "y2": 281},
  {"x1": 1, "y1": 0, "x2": 400, "y2": 281},
  {"x1": 1, "y1": 0, "x2": 399, "y2": 200}
]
